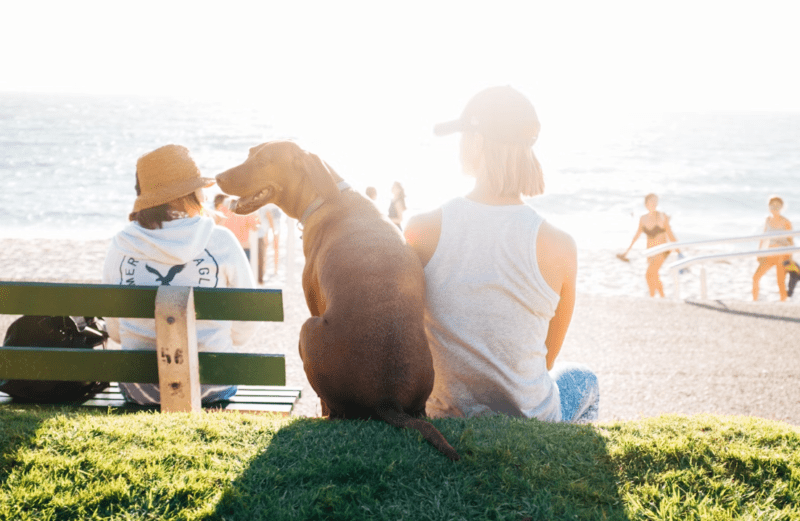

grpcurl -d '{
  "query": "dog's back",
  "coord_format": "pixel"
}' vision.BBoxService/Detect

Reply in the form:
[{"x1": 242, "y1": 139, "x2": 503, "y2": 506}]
[
  {"x1": 215, "y1": 141, "x2": 459, "y2": 460},
  {"x1": 299, "y1": 192, "x2": 460, "y2": 460}
]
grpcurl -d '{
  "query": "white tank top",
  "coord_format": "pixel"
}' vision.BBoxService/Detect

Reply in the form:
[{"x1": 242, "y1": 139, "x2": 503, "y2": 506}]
[{"x1": 424, "y1": 197, "x2": 562, "y2": 421}]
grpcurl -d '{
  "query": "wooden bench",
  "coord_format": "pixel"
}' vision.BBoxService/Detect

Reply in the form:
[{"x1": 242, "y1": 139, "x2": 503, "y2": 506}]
[{"x1": 0, "y1": 281, "x2": 300, "y2": 414}]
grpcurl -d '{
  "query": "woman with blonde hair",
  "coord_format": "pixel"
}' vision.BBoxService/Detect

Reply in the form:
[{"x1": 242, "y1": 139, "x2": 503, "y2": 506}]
[
  {"x1": 102, "y1": 144, "x2": 256, "y2": 406},
  {"x1": 405, "y1": 86, "x2": 598, "y2": 423},
  {"x1": 752, "y1": 196, "x2": 793, "y2": 302},
  {"x1": 618, "y1": 193, "x2": 679, "y2": 297}
]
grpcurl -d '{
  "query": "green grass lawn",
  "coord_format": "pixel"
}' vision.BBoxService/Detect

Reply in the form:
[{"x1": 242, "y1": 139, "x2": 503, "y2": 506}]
[{"x1": 0, "y1": 408, "x2": 798, "y2": 520}]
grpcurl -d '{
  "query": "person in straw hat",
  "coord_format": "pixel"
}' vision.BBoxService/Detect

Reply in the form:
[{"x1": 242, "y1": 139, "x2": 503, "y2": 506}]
[
  {"x1": 404, "y1": 86, "x2": 598, "y2": 423},
  {"x1": 102, "y1": 144, "x2": 257, "y2": 406}
]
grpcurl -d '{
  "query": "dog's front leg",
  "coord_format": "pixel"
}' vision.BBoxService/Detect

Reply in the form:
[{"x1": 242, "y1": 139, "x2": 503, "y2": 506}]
[{"x1": 301, "y1": 266, "x2": 326, "y2": 317}]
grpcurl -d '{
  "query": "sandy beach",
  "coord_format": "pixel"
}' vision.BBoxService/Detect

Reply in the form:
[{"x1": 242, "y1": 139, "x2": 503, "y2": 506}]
[{"x1": 1, "y1": 236, "x2": 798, "y2": 426}]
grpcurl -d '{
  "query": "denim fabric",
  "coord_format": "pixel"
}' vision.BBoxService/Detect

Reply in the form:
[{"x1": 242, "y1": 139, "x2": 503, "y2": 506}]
[
  {"x1": 550, "y1": 362, "x2": 599, "y2": 423},
  {"x1": 119, "y1": 383, "x2": 238, "y2": 406}
]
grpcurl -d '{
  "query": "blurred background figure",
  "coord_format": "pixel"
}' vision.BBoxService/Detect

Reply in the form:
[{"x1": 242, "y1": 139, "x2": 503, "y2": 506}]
[
  {"x1": 785, "y1": 258, "x2": 800, "y2": 298},
  {"x1": 388, "y1": 181, "x2": 406, "y2": 229},
  {"x1": 257, "y1": 203, "x2": 282, "y2": 282},
  {"x1": 211, "y1": 194, "x2": 228, "y2": 225},
  {"x1": 753, "y1": 196, "x2": 793, "y2": 302},
  {"x1": 618, "y1": 193, "x2": 679, "y2": 297},
  {"x1": 215, "y1": 194, "x2": 259, "y2": 260}
]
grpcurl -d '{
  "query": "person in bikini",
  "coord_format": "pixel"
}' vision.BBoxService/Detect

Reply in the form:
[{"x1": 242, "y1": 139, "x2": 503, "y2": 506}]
[
  {"x1": 752, "y1": 196, "x2": 794, "y2": 302},
  {"x1": 618, "y1": 193, "x2": 679, "y2": 297}
]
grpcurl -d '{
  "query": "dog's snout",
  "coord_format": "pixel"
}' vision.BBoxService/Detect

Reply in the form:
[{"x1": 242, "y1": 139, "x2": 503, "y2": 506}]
[
  {"x1": 215, "y1": 165, "x2": 251, "y2": 196},
  {"x1": 214, "y1": 170, "x2": 233, "y2": 193}
]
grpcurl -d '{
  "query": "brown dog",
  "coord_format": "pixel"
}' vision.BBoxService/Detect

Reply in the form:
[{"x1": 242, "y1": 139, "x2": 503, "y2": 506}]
[{"x1": 216, "y1": 141, "x2": 459, "y2": 461}]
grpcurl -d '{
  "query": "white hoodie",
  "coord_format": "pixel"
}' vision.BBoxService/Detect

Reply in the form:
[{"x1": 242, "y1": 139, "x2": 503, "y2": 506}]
[{"x1": 102, "y1": 216, "x2": 257, "y2": 403}]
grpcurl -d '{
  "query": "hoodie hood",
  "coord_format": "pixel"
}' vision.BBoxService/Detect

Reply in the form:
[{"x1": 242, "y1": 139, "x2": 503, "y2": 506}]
[{"x1": 113, "y1": 216, "x2": 217, "y2": 265}]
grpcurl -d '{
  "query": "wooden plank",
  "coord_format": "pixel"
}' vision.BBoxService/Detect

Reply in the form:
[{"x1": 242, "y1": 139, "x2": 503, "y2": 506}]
[
  {"x1": 194, "y1": 287, "x2": 283, "y2": 321},
  {"x1": 0, "y1": 348, "x2": 160, "y2": 383},
  {"x1": 0, "y1": 282, "x2": 158, "y2": 318},
  {"x1": 0, "y1": 349, "x2": 286, "y2": 386},
  {"x1": 155, "y1": 286, "x2": 201, "y2": 412},
  {"x1": 92, "y1": 384, "x2": 300, "y2": 400},
  {"x1": 237, "y1": 385, "x2": 303, "y2": 392},
  {"x1": 2, "y1": 386, "x2": 300, "y2": 413},
  {"x1": 0, "y1": 282, "x2": 283, "y2": 321},
  {"x1": 229, "y1": 389, "x2": 302, "y2": 397},
  {"x1": 198, "y1": 353, "x2": 286, "y2": 386},
  {"x1": 225, "y1": 395, "x2": 298, "y2": 404}
]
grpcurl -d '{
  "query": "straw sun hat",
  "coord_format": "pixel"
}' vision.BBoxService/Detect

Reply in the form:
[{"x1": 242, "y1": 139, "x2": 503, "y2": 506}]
[{"x1": 132, "y1": 144, "x2": 215, "y2": 212}]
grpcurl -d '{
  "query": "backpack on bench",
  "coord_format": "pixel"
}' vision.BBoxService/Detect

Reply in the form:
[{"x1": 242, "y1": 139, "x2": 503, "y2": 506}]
[{"x1": 0, "y1": 315, "x2": 110, "y2": 402}]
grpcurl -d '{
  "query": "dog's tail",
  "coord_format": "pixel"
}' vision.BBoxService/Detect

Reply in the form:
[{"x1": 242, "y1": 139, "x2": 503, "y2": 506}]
[{"x1": 374, "y1": 399, "x2": 460, "y2": 461}]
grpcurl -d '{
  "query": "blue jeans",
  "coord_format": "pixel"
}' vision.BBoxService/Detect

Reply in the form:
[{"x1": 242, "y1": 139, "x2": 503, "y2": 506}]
[{"x1": 550, "y1": 362, "x2": 599, "y2": 423}]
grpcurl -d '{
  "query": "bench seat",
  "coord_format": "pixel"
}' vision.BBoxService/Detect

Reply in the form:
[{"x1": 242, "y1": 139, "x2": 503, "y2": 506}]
[
  {"x1": 0, "y1": 281, "x2": 298, "y2": 414},
  {"x1": 0, "y1": 384, "x2": 302, "y2": 414}
]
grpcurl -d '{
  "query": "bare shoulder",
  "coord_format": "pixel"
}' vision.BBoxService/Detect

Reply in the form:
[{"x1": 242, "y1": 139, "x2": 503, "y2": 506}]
[
  {"x1": 537, "y1": 221, "x2": 577, "y2": 293},
  {"x1": 404, "y1": 208, "x2": 443, "y2": 268},
  {"x1": 538, "y1": 221, "x2": 577, "y2": 263}
]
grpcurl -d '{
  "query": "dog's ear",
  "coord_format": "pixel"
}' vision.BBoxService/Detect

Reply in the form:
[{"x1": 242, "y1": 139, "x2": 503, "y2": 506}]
[
  {"x1": 322, "y1": 160, "x2": 343, "y2": 181},
  {"x1": 300, "y1": 151, "x2": 341, "y2": 201}
]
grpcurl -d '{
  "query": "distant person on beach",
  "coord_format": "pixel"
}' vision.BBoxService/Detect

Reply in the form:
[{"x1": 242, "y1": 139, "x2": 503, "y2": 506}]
[
  {"x1": 215, "y1": 194, "x2": 259, "y2": 260},
  {"x1": 405, "y1": 86, "x2": 598, "y2": 423},
  {"x1": 211, "y1": 193, "x2": 228, "y2": 225},
  {"x1": 785, "y1": 259, "x2": 800, "y2": 298},
  {"x1": 102, "y1": 144, "x2": 256, "y2": 406},
  {"x1": 752, "y1": 196, "x2": 793, "y2": 302},
  {"x1": 388, "y1": 181, "x2": 406, "y2": 229},
  {"x1": 257, "y1": 203, "x2": 282, "y2": 282},
  {"x1": 618, "y1": 193, "x2": 679, "y2": 297}
]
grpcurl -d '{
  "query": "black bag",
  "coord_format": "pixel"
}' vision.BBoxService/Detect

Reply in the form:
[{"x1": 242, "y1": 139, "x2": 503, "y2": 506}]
[{"x1": 0, "y1": 316, "x2": 110, "y2": 402}]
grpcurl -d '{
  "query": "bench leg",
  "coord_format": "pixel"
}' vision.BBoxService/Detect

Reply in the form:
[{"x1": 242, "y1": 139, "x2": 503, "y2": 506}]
[{"x1": 155, "y1": 286, "x2": 201, "y2": 412}]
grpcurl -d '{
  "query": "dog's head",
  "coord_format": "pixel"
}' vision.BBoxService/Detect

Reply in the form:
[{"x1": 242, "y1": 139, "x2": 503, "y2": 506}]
[{"x1": 215, "y1": 140, "x2": 343, "y2": 217}]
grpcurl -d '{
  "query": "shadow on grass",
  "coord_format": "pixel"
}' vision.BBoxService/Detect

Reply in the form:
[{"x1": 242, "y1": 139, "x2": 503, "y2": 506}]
[
  {"x1": 0, "y1": 406, "x2": 50, "y2": 484},
  {"x1": 212, "y1": 416, "x2": 631, "y2": 521}
]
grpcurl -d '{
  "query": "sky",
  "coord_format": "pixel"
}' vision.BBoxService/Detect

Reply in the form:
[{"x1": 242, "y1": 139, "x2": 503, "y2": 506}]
[
  {"x1": 2, "y1": 0, "x2": 800, "y2": 212},
  {"x1": 3, "y1": 1, "x2": 800, "y2": 114}
]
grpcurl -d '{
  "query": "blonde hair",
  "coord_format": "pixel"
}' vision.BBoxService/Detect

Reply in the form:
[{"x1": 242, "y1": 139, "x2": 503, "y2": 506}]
[{"x1": 462, "y1": 132, "x2": 544, "y2": 197}]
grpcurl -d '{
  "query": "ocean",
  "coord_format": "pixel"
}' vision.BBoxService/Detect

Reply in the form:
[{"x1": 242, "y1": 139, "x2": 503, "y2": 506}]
[{"x1": 2, "y1": 92, "x2": 799, "y2": 300}]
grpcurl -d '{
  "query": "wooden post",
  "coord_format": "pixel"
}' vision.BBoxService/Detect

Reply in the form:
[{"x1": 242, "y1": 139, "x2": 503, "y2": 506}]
[{"x1": 155, "y1": 286, "x2": 201, "y2": 412}]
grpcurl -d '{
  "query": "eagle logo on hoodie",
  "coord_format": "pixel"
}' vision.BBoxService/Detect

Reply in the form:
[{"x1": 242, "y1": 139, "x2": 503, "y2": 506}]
[
  {"x1": 145, "y1": 264, "x2": 185, "y2": 285},
  {"x1": 118, "y1": 251, "x2": 220, "y2": 287}
]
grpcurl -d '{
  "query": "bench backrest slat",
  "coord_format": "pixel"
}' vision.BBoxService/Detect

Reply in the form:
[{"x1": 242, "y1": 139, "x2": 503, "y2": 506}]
[
  {"x1": 0, "y1": 282, "x2": 283, "y2": 321},
  {"x1": 0, "y1": 348, "x2": 286, "y2": 386}
]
